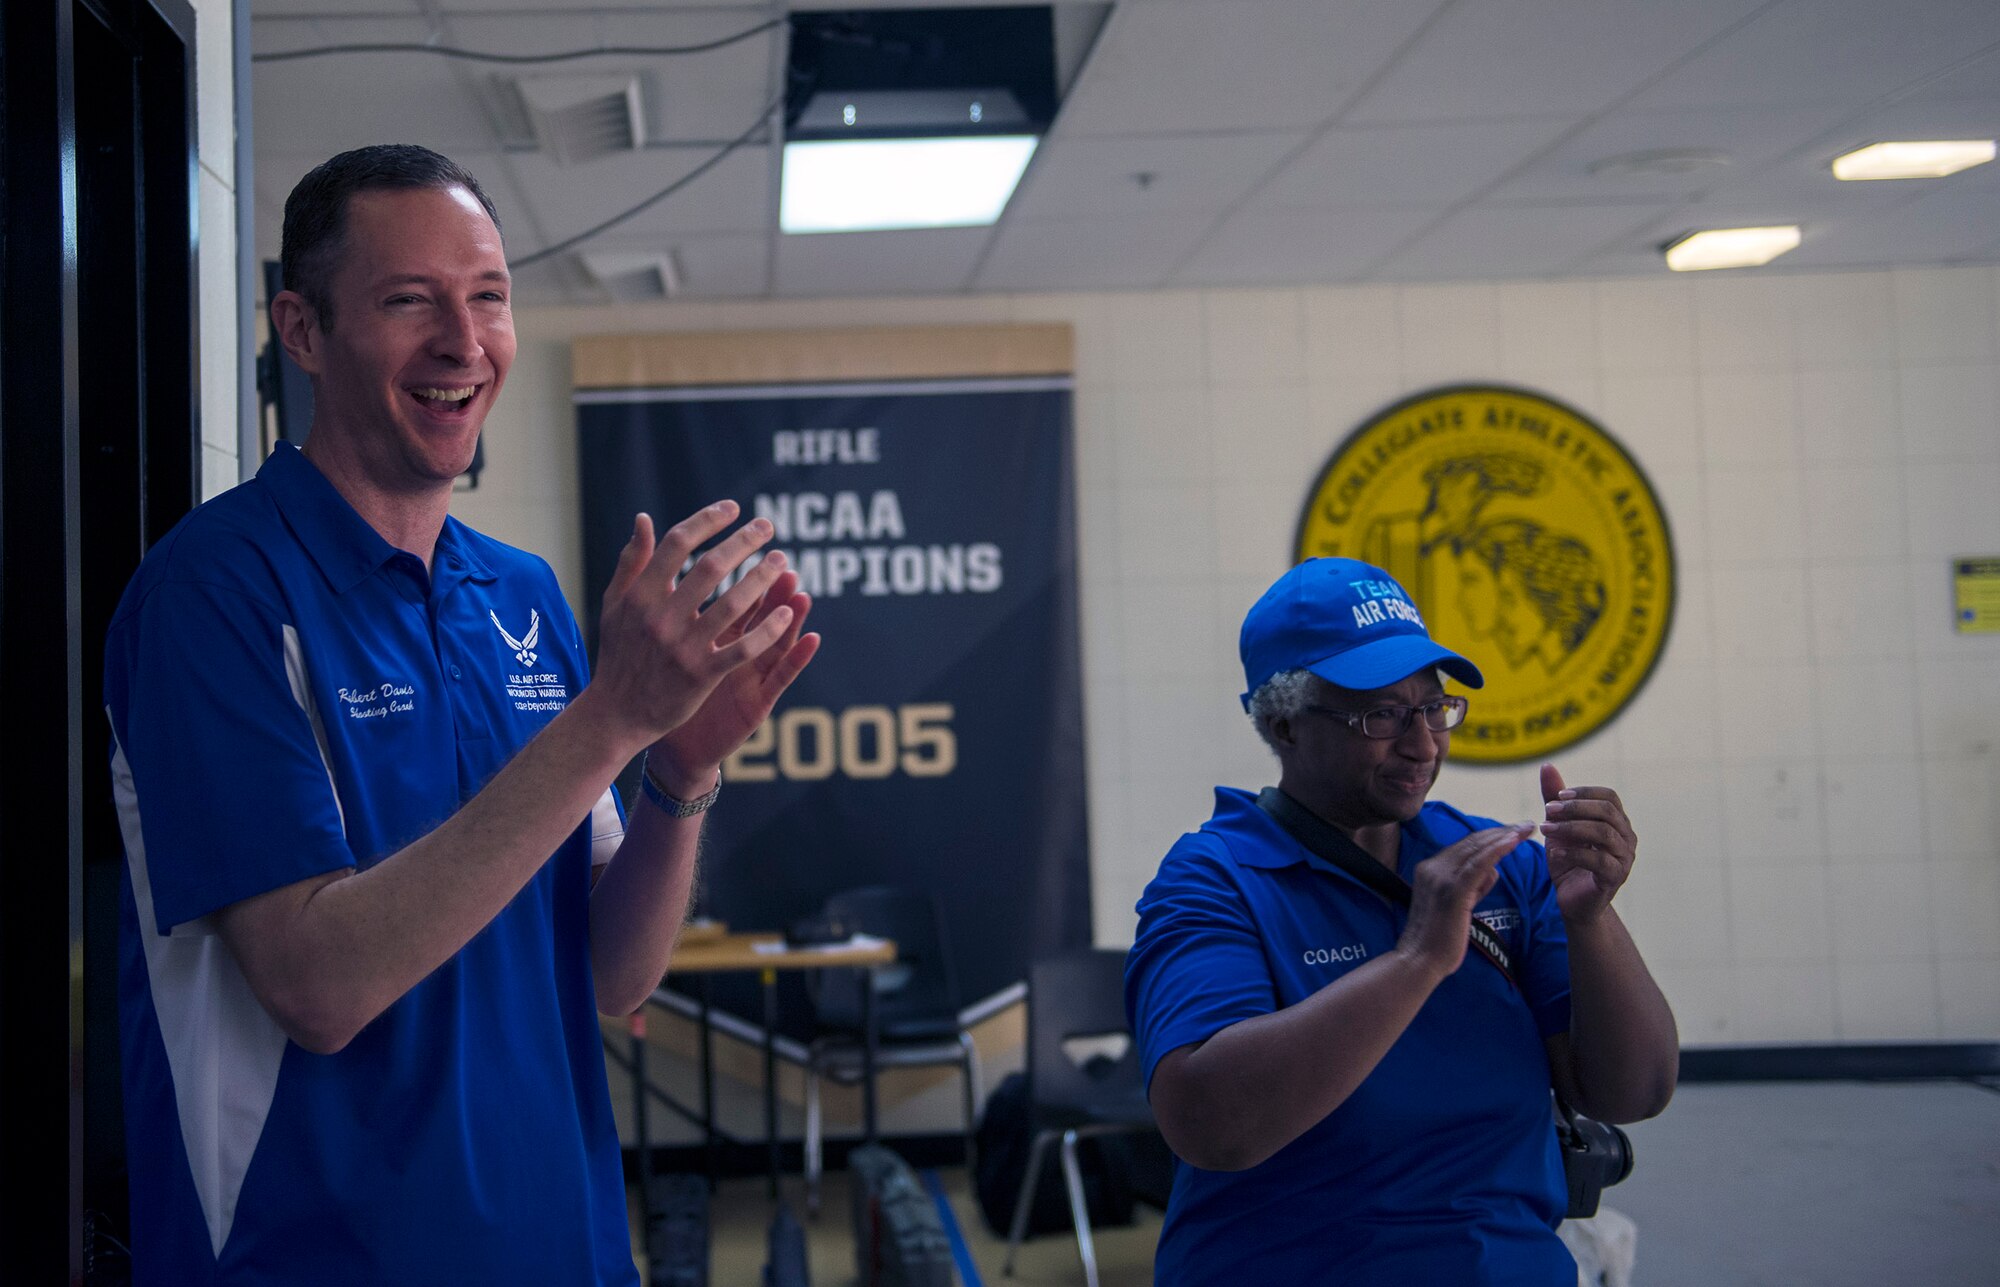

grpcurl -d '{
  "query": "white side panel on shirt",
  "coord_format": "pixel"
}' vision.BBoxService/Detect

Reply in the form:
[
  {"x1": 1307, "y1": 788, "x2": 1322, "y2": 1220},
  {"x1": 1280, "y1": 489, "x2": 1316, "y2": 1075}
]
[
  {"x1": 111, "y1": 734, "x2": 289, "y2": 1262},
  {"x1": 589, "y1": 787, "x2": 624, "y2": 867},
  {"x1": 282, "y1": 624, "x2": 345, "y2": 836}
]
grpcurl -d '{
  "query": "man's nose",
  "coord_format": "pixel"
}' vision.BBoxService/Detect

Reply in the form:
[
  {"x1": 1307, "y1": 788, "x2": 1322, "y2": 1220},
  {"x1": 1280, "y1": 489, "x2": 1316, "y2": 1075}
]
[{"x1": 429, "y1": 302, "x2": 484, "y2": 366}]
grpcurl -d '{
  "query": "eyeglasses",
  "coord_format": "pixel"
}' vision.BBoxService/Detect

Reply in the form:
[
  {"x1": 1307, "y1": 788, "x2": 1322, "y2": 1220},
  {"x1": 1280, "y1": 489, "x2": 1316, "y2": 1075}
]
[{"x1": 1301, "y1": 695, "x2": 1469, "y2": 740}]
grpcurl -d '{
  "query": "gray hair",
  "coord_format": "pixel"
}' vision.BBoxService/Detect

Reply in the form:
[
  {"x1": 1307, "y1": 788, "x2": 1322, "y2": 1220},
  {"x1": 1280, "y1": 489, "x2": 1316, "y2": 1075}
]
[
  {"x1": 1246, "y1": 666, "x2": 1452, "y2": 753},
  {"x1": 1247, "y1": 669, "x2": 1317, "y2": 753}
]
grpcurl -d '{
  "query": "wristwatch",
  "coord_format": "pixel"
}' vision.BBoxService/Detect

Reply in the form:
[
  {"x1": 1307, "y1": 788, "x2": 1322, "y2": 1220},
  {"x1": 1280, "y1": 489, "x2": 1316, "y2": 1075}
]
[{"x1": 638, "y1": 753, "x2": 721, "y2": 818}]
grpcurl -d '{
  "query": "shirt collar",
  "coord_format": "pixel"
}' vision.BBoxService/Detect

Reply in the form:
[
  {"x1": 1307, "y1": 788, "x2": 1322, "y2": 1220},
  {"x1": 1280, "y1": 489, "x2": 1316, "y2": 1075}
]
[
  {"x1": 259, "y1": 444, "x2": 497, "y2": 593},
  {"x1": 1207, "y1": 785, "x2": 1435, "y2": 883},
  {"x1": 260, "y1": 443, "x2": 399, "y2": 594},
  {"x1": 432, "y1": 516, "x2": 499, "y2": 588}
]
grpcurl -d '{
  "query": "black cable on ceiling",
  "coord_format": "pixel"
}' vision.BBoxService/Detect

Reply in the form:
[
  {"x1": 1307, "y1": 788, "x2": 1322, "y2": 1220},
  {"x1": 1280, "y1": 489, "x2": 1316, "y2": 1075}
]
[
  {"x1": 252, "y1": 19, "x2": 781, "y2": 65},
  {"x1": 506, "y1": 89, "x2": 784, "y2": 272}
]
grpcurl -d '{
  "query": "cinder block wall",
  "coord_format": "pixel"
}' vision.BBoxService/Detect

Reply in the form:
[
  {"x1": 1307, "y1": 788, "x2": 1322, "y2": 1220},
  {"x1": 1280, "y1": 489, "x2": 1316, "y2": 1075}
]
[{"x1": 446, "y1": 268, "x2": 2000, "y2": 1049}]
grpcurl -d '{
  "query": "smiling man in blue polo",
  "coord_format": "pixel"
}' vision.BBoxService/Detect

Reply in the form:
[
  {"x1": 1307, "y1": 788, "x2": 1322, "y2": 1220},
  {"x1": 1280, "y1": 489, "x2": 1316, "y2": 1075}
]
[
  {"x1": 1126, "y1": 557, "x2": 1677, "y2": 1284},
  {"x1": 104, "y1": 145, "x2": 820, "y2": 1285}
]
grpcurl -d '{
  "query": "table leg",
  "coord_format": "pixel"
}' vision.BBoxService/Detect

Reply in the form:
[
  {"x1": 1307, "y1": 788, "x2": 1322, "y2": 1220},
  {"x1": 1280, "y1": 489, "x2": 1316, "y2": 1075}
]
[
  {"x1": 630, "y1": 1012, "x2": 652, "y2": 1214},
  {"x1": 862, "y1": 964, "x2": 879, "y2": 1143},
  {"x1": 699, "y1": 976, "x2": 717, "y2": 1189},
  {"x1": 762, "y1": 966, "x2": 780, "y2": 1200}
]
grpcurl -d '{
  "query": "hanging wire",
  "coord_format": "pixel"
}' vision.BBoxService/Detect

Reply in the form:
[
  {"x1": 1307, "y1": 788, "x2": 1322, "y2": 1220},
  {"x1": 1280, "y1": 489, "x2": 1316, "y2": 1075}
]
[
  {"x1": 252, "y1": 20, "x2": 781, "y2": 65},
  {"x1": 507, "y1": 89, "x2": 785, "y2": 271}
]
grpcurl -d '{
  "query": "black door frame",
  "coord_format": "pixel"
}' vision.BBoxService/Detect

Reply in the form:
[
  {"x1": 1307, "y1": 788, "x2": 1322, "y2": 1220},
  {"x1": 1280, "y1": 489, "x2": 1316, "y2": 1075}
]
[{"x1": 1, "y1": 0, "x2": 200, "y2": 1279}]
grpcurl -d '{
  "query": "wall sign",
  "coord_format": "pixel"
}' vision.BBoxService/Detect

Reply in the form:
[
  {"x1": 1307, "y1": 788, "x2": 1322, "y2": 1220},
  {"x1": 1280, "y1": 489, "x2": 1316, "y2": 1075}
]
[
  {"x1": 1954, "y1": 558, "x2": 2000, "y2": 634},
  {"x1": 1295, "y1": 386, "x2": 1676, "y2": 764},
  {"x1": 571, "y1": 326, "x2": 1090, "y2": 1022}
]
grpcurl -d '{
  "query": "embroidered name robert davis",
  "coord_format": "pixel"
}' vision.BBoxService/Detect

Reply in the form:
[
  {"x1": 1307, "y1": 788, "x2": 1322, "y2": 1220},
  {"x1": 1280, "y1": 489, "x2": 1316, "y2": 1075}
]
[
  {"x1": 337, "y1": 681, "x2": 416, "y2": 719},
  {"x1": 493, "y1": 606, "x2": 570, "y2": 713}
]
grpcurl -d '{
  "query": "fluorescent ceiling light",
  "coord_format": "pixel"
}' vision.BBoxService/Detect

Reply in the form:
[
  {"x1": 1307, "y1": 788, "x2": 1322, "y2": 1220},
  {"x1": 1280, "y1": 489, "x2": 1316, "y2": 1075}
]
[
  {"x1": 1663, "y1": 225, "x2": 1801, "y2": 272},
  {"x1": 1832, "y1": 139, "x2": 1996, "y2": 180},
  {"x1": 780, "y1": 136, "x2": 1039, "y2": 234}
]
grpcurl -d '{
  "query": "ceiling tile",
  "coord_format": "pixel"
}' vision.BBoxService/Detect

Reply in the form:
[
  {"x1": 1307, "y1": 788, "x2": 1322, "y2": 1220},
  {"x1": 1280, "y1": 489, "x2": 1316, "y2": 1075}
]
[
  {"x1": 1628, "y1": 0, "x2": 2000, "y2": 112},
  {"x1": 1782, "y1": 186, "x2": 2000, "y2": 267},
  {"x1": 666, "y1": 234, "x2": 772, "y2": 298},
  {"x1": 1005, "y1": 131, "x2": 1306, "y2": 220},
  {"x1": 504, "y1": 145, "x2": 771, "y2": 245},
  {"x1": 1055, "y1": 0, "x2": 1451, "y2": 135},
  {"x1": 1898, "y1": 46, "x2": 2000, "y2": 102},
  {"x1": 1252, "y1": 119, "x2": 1575, "y2": 210},
  {"x1": 1345, "y1": 0, "x2": 1768, "y2": 124},
  {"x1": 1173, "y1": 207, "x2": 1432, "y2": 286},
  {"x1": 436, "y1": 11, "x2": 777, "y2": 144},
  {"x1": 1369, "y1": 203, "x2": 1668, "y2": 281},
  {"x1": 252, "y1": 1, "x2": 422, "y2": 16},
  {"x1": 250, "y1": 19, "x2": 503, "y2": 154},
  {"x1": 775, "y1": 227, "x2": 991, "y2": 297},
  {"x1": 1488, "y1": 105, "x2": 1853, "y2": 204},
  {"x1": 974, "y1": 213, "x2": 1214, "y2": 291}
]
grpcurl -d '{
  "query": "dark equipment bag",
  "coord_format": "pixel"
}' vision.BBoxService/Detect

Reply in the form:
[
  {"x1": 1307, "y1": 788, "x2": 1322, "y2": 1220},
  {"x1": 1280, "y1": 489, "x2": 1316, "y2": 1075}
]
[{"x1": 972, "y1": 1071, "x2": 1138, "y2": 1237}]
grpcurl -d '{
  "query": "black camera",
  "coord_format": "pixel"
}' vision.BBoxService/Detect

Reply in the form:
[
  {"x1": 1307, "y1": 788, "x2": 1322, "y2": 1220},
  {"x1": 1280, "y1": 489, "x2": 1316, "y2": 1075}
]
[{"x1": 1557, "y1": 1108, "x2": 1633, "y2": 1219}]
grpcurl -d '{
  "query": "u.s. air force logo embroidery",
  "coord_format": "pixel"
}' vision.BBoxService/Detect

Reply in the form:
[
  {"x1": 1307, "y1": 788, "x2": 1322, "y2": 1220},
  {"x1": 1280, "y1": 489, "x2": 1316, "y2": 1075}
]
[
  {"x1": 1295, "y1": 386, "x2": 1675, "y2": 764},
  {"x1": 491, "y1": 607, "x2": 571, "y2": 714},
  {"x1": 490, "y1": 608, "x2": 540, "y2": 667}
]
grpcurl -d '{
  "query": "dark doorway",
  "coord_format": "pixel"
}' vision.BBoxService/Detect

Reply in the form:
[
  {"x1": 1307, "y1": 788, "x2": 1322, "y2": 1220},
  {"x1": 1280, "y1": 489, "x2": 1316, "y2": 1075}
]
[{"x1": 1, "y1": 0, "x2": 201, "y2": 1280}]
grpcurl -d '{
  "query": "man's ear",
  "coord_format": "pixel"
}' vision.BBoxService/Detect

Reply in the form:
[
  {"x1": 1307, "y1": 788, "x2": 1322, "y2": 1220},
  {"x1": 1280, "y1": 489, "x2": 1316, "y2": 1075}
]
[
  {"x1": 1267, "y1": 714, "x2": 1298, "y2": 750},
  {"x1": 269, "y1": 290, "x2": 323, "y2": 376}
]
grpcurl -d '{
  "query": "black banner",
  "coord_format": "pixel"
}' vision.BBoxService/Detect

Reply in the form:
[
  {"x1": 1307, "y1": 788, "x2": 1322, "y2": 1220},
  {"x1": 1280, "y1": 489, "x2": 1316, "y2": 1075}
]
[{"x1": 577, "y1": 376, "x2": 1090, "y2": 1022}]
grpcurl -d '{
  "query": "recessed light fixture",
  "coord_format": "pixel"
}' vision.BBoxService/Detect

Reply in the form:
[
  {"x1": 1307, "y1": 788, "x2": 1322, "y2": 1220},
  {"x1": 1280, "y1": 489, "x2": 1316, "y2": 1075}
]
[
  {"x1": 780, "y1": 9, "x2": 1060, "y2": 235},
  {"x1": 1663, "y1": 225, "x2": 1802, "y2": 272},
  {"x1": 780, "y1": 136, "x2": 1040, "y2": 233},
  {"x1": 1831, "y1": 139, "x2": 1997, "y2": 180}
]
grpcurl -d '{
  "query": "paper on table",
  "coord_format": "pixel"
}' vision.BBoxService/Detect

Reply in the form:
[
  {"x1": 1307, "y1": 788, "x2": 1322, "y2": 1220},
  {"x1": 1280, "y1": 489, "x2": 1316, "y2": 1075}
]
[{"x1": 750, "y1": 933, "x2": 890, "y2": 955}]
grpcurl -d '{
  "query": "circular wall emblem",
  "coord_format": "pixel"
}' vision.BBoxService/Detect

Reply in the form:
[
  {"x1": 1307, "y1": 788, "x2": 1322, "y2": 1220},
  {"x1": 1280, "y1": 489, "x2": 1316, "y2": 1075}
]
[{"x1": 1294, "y1": 386, "x2": 1675, "y2": 764}]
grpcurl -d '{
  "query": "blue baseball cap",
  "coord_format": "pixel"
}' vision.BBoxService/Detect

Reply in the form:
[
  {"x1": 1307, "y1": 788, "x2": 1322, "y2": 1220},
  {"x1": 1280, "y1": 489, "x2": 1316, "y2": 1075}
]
[{"x1": 1239, "y1": 557, "x2": 1483, "y2": 709}]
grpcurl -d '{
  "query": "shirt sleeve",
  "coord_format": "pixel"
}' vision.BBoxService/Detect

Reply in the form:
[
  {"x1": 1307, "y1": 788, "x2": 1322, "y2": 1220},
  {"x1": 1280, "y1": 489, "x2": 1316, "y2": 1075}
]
[
  {"x1": 108, "y1": 579, "x2": 355, "y2": 935},
  {"x1": 1125, "y1": 840, "x2": 1279, "y2": 1092},
  {"x1": 1512, "y1": 839, "x2": 1573, "y2": 1038}
]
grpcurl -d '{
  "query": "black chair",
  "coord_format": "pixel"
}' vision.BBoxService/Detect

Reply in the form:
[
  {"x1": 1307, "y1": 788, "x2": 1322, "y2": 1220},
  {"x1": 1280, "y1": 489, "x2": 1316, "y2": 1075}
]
[
  {"x1": 1002, "y1": 949, "x2": 1156, "y2": 1287},
  {"x1": 802, "y1": 886, "x2": 981, "y2": 1216}
]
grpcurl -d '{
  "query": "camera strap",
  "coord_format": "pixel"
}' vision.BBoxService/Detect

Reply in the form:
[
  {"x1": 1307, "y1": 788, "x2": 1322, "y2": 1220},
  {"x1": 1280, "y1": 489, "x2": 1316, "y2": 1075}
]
[{"x1": 1255, "y1": 787, "x2": 1520, "y2": 989}]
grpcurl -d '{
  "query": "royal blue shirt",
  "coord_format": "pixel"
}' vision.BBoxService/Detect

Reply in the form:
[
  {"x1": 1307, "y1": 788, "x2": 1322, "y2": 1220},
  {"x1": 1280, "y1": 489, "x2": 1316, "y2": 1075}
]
[
  {"x1": 105, "y1": 444, "x2": 634, "y2": 1286},
  {"x1": 1126, "y1": 788, "x2": 1575, "y2": 1285}
]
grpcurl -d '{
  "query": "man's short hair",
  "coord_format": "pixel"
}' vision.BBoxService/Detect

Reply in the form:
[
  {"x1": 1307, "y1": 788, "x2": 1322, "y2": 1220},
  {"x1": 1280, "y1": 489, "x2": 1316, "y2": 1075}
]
[{"x1": 280, "y1": 144, "x2": 502, "y2": 330}]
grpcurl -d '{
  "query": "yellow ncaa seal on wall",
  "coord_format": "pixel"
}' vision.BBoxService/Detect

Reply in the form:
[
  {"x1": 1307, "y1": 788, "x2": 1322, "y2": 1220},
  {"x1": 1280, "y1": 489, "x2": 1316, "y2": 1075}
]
[{"x1": 1295, "y1": 386, "x2": 1675, "y2": 764}]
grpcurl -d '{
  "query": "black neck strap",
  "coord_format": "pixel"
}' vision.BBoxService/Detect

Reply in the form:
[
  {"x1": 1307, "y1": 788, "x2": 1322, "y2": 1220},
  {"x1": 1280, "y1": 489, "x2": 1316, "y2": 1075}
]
[{"x1": 1255, "y1": 787, "x2": 1517, "y2": 986}]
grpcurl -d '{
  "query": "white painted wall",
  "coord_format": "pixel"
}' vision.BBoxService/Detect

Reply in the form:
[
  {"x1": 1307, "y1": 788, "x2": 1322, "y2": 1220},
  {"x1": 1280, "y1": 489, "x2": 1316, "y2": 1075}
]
[
  {"x1": 452, "y1": 268, "x2": 2000, "y2": 1049},
  {"x1": 194, "y1": 0, "x2": 239, "y2": 500}
]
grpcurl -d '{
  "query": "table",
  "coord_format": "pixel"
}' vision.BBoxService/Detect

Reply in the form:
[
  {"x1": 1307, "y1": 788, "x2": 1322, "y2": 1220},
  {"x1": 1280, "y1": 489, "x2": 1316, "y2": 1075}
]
[{"x1": 629, "y1": 929, "x2": 897, "y2": 1199}]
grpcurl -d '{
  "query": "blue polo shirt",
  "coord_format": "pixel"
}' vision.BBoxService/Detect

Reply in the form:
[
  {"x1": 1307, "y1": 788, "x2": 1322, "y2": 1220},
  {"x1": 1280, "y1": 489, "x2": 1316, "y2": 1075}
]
[
  {"x1": 105, "y1": 444, "x2": 634, "y2": 1286},
  {"x1": 1126, "y1": 788, "x2": 1574, "y2": 1286}
]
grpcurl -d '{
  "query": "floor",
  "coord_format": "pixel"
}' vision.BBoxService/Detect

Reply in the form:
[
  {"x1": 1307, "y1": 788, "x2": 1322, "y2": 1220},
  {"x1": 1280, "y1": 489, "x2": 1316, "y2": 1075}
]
[
  {"x1": 631, "y1": 1080, "x2": 2000, "y2": 1286},
  {"x1": 631, "y1": 1165, "x2": 1164, "y2": 1287}
]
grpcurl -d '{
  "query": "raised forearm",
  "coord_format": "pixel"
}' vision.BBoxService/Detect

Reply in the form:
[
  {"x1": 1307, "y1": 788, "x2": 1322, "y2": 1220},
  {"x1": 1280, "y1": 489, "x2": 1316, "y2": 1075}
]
[
  {"x1": 1561, "y1": 907, "x2": 1678, "y2": 1123},
  {"x1": 586, "y1": 766, "x2": 709, "y2": 1015},
  {"x1": 217, "y1": 687, "x2": 643, "y2": 1053},
  {"x1": 1150, "y1": 948, "x2": 1446, "y2": 1171}
]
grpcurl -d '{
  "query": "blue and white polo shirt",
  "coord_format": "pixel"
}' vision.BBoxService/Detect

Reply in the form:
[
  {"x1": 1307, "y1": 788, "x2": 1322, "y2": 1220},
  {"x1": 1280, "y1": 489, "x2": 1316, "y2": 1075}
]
[
  {"x1": 104, "y1": 443, "x2": 634, "y2": 1285},
  {"x1": 1126, "y1": 788, "x2": 1574, "y2": 1286}
]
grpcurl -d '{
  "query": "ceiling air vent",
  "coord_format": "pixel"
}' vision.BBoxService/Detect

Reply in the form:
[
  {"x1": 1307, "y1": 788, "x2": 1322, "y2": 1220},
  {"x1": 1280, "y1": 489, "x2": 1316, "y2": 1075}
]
[
  {"x1": 511, "y1": 74, "x2": 645, "y2": 166},
  {"x1": 577, "y1": 249, "x2": 681, "y2": 302}
]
